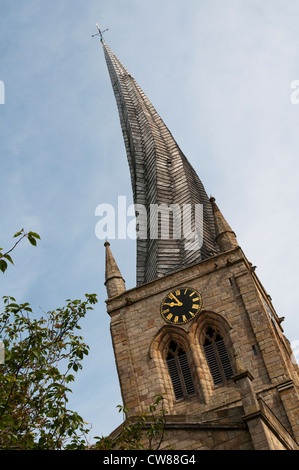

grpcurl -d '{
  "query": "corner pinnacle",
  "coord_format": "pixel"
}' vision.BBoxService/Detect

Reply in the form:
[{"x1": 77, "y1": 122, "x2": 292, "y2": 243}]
[{"x1": 104, "y1": 241, "x2": 126, "y2": 298}]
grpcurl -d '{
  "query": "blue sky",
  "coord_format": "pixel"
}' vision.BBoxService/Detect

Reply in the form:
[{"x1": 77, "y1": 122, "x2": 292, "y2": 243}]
[{"x1": 1, "y1": 0, "x2": 299, "y2": 440}]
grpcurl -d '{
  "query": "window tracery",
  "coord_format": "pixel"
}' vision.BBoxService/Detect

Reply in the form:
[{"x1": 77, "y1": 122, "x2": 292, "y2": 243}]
[
  {"x1": 203, "y1": 326, "x2": 233, "y2": 386},
  {"x1": 166, "y1": 340, "x2": 196, "y2": 400}
]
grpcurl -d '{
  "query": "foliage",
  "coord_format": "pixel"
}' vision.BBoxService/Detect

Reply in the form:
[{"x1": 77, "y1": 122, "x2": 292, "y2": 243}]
[
  {"x1": 0, "y1": 228, "x2": 40, "y2": 273},
  {"x1": 0, "y1": 293, "x2": 98, "y2": 449},
  {"x1": 93, "y1": 395, "x2": 168, "y2": 450},
  {"x1": 0, "y1": 230, "x2": 168, "y2": 450}
]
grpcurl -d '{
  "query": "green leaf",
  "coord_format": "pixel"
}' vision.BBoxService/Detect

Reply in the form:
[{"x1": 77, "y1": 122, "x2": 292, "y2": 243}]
[
  {"x1": 0, "y1": 259, "x2": 7, "y2": 273},
  {"x1": 28, "y1": 231, "x2": 41, "y2": 240},
  {"x1": 27, "y1": 235, "x2": 37, "y2": 246},
  {"x1": 3, "y1": 254, "x2": 14, "y2": 265},
  {"x1": 13, "y1": 229, "x2": 24, "y2": 238}
]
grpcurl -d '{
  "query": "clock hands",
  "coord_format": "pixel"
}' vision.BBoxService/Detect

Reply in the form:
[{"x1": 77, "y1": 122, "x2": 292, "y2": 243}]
[
  {"x1": 163, "y1": 301, "x2": 183, "y2": 307},
  {"x1": 165, "y1": 293, "x2": 183, "y2": 307},
  {"x1": 161, "y1": 288, "x2": 203, "y2": 325}
]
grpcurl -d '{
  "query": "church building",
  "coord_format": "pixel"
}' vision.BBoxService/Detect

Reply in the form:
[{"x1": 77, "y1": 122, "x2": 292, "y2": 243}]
[{"x1": 98, "y1": 30, "x2": 299, "y2": 450}]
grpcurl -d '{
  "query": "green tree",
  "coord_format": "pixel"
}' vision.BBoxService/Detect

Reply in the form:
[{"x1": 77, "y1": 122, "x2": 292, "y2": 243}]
[
  {"x1": 93, "y1": 395, "x2": 168, "y2": 450},
  {"x1": 0, "y1": 230, "x2": 168, "y2": 450},
  {"x1": 0, "y1": 293, "x2": 97, "y2": 449},
  {"x1": 0, "y1": 230, "x2": 97, "y2": 449}
]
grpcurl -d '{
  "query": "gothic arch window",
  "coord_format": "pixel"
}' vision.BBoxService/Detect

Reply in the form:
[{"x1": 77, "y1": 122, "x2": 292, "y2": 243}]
[
  {"x1": 166, "y1": 340, "x2": 196, "y2": 400},
  {"x1": 203, "y1": 327, "x2": 233, "y2": 386}
]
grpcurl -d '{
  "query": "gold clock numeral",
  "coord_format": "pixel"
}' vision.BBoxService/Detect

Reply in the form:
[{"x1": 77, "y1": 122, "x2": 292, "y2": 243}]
[
  {"x1": 166, "y1": 313, "x2": 173, "y2": 321},
  {"x1": 189, "y1": 311, "x2": 195, "y2": 317},
  {"x1": 192, "y1": 304, "x2": 199, "y2": 310},
  {"x1": 174, "y1": 316, "x2": 179, "y2": 323},
  {"x1": 175, "y1": 289, "x2": 180, "y2": 296},
  {"x1": 184, "y1": 288, "x2": 188, "y2": 294},
  {"x1": 193, "y1": 297, "x2": 200, "y2": 301},
  {"x1": 182, "y1": 315, "x2": 187, "y2": 322},
  {"x1": 163, "y1": 308, "x2": 170, "y2": 313},
  {"x1": 189, "y1": 291, "x2": 196, "y2": 297}
]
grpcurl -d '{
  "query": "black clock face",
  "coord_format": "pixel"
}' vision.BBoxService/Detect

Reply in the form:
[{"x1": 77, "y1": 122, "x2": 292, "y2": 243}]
[{"x1": 160, "y1": 287, "x2": 202, "y2": 325}]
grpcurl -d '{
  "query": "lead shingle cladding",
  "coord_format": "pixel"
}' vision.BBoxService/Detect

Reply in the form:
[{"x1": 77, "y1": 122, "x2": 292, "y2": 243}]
[{"x1": 102, "y1": 40, "x2": 219, "y2": 285}]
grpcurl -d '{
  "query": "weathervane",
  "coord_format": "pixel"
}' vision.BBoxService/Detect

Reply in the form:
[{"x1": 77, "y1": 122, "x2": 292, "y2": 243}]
[{"x1": 92, "y1": 24, "x2": 108, "y2": 41}]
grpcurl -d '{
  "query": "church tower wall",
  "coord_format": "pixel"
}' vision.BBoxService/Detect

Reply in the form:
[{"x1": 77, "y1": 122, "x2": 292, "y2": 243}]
[
  {"x1": 106, "y1": 244, "x2": 299, "y2": 449},
  {"x1": 98, "y1": 35, "x2": 299, "y2": 450}
]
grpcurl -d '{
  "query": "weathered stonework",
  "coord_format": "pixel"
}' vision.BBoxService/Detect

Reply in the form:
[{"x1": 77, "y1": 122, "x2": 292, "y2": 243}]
[{"x1": 105, "y1": 245, "x2": 299, "y2": 450}]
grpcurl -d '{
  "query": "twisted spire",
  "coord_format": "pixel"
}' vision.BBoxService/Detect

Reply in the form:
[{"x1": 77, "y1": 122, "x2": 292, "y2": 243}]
[{"x1": 101, "y1": 40, "x2": 220, "y2": 285}]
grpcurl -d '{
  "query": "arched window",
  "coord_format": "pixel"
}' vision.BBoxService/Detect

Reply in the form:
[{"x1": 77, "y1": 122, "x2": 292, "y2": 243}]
[
  {"x1": 166, "y1": 340, "x2": 196, "y2": 400},
  {"x1": 203, "y1": 327, "x2": 233, "y2": 386}
]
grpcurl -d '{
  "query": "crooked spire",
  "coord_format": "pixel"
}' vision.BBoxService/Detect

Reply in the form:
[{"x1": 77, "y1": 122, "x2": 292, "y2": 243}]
[{"x1": 100, "y1": 39, "x2": 220, "y2": 285}]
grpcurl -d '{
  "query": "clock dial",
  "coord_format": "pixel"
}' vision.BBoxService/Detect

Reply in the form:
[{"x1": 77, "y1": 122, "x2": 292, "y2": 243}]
[{"x1": 160, "y1": 287, "x2": 202, "y2": 325}]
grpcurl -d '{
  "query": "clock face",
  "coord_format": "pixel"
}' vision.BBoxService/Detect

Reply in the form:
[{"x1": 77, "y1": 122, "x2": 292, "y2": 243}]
[{"x1": 160, "y1": 287, "x2": 202, "y2": 325}]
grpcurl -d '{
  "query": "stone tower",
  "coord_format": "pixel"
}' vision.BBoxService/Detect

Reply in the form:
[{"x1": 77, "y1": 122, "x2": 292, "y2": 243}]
[{"x1": 99, "y1": 34, "x2": 299, "y2": 450}]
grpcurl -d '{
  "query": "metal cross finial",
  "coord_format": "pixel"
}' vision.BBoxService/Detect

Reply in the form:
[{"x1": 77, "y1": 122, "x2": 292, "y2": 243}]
[{"x1": 92, "y1": 24, "x2": 108, "y2": 41}]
